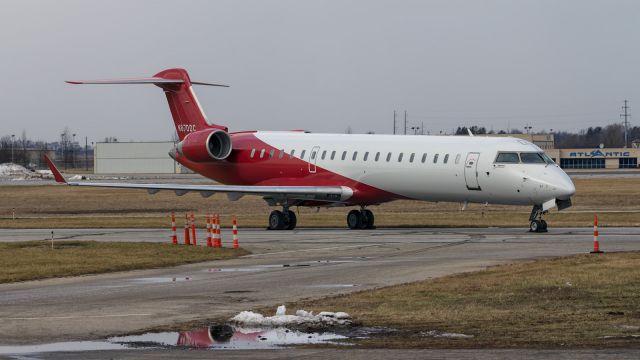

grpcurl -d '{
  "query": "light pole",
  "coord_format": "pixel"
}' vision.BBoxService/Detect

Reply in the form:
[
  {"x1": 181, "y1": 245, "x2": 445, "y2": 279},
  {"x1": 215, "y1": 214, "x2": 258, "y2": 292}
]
[
  {"x1": 524, "y1": 125, "x2": 533, "y2": 135},
  {"x1": 11, "y1": 134, "x2": 15, "y2": 163},
  {"x1": 411, "y1": 126, "x2": 421, "y2": 135},
  {"x1": 72, "y1": 133, "x2": 76, "y2": 169}
]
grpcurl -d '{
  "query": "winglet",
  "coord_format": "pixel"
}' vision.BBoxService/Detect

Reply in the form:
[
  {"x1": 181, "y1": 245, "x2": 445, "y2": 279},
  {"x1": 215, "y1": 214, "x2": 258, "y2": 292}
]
[{"x1": 43, "y1": 155, "x2": 67, "y2": 184}]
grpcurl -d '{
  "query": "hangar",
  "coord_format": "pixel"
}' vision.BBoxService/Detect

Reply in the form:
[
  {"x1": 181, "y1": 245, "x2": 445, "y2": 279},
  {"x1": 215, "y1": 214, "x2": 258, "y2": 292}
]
[{"x1": 93, "y1": 141, "x2": 182, "y2": 174}]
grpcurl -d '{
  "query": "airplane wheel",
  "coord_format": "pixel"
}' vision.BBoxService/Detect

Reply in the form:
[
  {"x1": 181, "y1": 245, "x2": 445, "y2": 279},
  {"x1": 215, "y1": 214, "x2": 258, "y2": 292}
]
[
  {"x1": 347, "y1": 210, "x2": 363, "y2": 230},
  {"x1": 363, "y1": 209, "x2": 375, "y2": 229},
  {"x1": 529, "y1": 220, "x2": 543, "y2": 233},
  {"x1": 268, "y1": 210, "x2": 285, "y2": 230},
  {"x1": 286, "y1": 210, "x2": 297, "y2": 230},
  {"x1": 541, "y1": 220, "x2": 548, "y2": 232}
]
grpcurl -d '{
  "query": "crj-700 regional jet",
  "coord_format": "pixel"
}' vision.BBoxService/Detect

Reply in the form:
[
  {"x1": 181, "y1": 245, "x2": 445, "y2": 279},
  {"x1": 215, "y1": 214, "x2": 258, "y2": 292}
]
[{"x1": 44, "y1": 68, "x2": 575, "y2": 232}]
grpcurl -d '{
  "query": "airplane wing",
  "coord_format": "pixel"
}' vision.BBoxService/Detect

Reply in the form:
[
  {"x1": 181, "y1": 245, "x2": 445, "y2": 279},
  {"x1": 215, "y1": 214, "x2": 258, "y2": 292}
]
[{"x1": 43, "y1": 155, "x2": 352, "y2": 203}]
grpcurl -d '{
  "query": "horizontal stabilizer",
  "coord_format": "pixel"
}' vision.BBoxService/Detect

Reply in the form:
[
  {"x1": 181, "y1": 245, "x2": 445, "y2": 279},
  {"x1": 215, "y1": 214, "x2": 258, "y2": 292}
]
[{"x1": 66, "y1": 78, "x2": 228, "y2": 87}]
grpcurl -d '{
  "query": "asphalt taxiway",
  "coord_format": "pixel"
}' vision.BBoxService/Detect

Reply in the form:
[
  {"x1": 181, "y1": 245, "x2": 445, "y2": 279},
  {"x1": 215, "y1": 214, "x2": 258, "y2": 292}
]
[{"x1": 0, "y1": 227, "x2": 639, "y2": 358}]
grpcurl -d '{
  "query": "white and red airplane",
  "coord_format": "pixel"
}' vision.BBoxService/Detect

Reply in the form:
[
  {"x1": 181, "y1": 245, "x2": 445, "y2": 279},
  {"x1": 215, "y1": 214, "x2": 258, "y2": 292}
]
[{"x1": 45, "y1": 68, "x2": 575, "y2": 232}]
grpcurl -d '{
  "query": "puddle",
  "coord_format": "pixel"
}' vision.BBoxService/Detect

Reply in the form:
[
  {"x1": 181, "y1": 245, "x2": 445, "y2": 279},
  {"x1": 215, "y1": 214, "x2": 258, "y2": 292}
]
[
  {"x1": 206, "y1": 264, "x2": 283, "y2": 272},
  {"x1": 307, "y1": 284, "x2": 358, "y2": 288},
  {"x1": 0, "y1": 325, "x2": 351, "y2": 355},
  {"x1": 132, "y1": 277, "x2": 193, "y2": 283}
]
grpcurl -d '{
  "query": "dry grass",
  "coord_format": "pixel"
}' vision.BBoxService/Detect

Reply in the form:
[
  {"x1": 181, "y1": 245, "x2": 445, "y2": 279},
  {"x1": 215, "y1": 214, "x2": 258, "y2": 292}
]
[
  {"x1": 289, "y1": 252, "x2": 640, "y2": 348},
  {"x1": 0, "y1": 240, "x2": 249, "y2": 283},
  {"x1": 0, "y1": 177, "x2": 638, "y2": 228}
]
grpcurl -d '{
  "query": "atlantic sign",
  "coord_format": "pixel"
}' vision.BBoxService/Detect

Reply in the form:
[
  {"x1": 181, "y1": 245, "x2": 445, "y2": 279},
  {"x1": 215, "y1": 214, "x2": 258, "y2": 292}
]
[{"x1": 568, "y1": 149, "x2": 631, "y2": 158}]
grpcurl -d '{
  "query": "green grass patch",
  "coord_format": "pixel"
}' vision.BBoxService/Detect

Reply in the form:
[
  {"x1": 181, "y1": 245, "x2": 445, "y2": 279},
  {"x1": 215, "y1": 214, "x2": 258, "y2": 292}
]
[
  {"x1": 288, "y1": 252, "x2": 640, "y2": 348},
  {"x1": 0, "y1": 240, "x2": 249, "y2": 283}
]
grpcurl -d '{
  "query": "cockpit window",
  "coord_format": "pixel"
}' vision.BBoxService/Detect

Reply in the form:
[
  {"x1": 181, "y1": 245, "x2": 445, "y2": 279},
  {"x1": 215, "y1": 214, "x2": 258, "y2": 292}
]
[
  {"x1": 495, "y1": 152, "x2": 520, "y2": 163},
  {"x1": 520, "y1": 152, "x2": 546, "y2": 164},
  {"x1": 541, "y1": 153, "x2": 555, "y2": 164}
]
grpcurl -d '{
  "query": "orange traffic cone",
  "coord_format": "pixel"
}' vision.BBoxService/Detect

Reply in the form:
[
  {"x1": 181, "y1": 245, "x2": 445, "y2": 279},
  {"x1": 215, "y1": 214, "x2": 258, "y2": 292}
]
[
  {"x1": 184, "y1": 213, "x2": 190, "y2": 245},
  {"x1": 232, "y1": 215, "x2": 239, "y2": 249},
  {"x1": 206, "y1": 215, "x2": 212, "y2": 247},
  {"x1": 591, "y1": 214, "x2": 603, "y2": 254},
  {"x1": 191, "y1": 212, "x2": 197, "y2": 246},
  {"x1": 215, "y1": 214, "x2": 222, "y2": 248},
  {"x1": 170, "y1": 211, "x2": 178, "y2": 245}
]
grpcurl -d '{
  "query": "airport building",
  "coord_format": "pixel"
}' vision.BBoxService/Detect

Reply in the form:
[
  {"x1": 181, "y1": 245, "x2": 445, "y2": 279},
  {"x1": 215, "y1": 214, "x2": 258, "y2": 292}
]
[
  {"x1": 93, "y1": 141, "x2": 182, "y2": 174},
  {"x1": 493, "y1": 133, "x2": 639, "y2": 169}
]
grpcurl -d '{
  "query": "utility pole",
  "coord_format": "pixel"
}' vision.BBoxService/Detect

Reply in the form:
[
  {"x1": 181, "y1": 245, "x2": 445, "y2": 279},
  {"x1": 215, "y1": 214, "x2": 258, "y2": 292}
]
[
  {"x1": 403, "y1": 110, "x2": 407, "y2": 135},
  {"x1": 10, "y1": 134, "x2": 15, "y2": 163},
  {"x1": 621, "y1": 100, "x2": 631, "y2": 148},
  {"x1": 85, "y1": 136, "x2": 88, "y2": 171},
  {"x1": 421, "y1": 121, "x2": 424, "y2": 135},
  {"x1": 393, "y1": 110, "x2": 396, "y2": 135}
]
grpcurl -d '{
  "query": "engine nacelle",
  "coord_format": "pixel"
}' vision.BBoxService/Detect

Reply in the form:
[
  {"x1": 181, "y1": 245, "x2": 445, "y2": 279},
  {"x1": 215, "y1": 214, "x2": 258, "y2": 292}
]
[{"x1": 176, "y1": 129, "x2": 232, "y2": 162}]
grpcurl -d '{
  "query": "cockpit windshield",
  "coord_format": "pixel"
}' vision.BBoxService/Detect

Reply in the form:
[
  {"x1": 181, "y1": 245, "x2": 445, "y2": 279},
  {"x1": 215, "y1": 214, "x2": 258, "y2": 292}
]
[
  {"x1": 495, "y1": 152, "x2": 554, "y2": 165},
  {"x1": 520, "y1": 153, "x2": 546, "y2": 164}
]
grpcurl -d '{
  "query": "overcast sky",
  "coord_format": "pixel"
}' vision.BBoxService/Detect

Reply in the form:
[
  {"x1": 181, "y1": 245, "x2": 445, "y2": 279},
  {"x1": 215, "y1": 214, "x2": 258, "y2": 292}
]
[{"x1": 1, "y1": 0, "x2": 638, "y2": 142}]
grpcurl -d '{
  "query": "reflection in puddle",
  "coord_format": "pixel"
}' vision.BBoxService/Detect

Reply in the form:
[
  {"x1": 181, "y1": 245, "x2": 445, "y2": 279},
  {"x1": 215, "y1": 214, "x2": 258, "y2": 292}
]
[
  {"x1": 115, "y1": 325, "x2": 347, "y2": 349},
  {"x1": 307, "y1": 284, "x2": 358, "y2": 288},
  {"x1": 0, "y1": 325, "x2": 348, "y2": 355}
]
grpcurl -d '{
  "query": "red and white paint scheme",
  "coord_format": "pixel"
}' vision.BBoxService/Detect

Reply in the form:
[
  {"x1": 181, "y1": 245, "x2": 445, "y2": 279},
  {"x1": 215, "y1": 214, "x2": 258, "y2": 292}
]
[{"x1": 46, "y1": 68, "x2": 575, "y2": 232}]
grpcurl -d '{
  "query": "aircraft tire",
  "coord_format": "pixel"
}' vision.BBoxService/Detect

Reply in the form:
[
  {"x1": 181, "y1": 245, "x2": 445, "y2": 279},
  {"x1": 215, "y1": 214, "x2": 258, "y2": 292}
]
[
  {"x1": 269, "y1": 210, "x2": 286, "y2": 230},
  {"x1": 347, "y1": 210, "x2": 363, "y2": 230},
  {"x1": 541, "y1": 220, "x2": 548, "y2": 231},
  {"x1": 363, "y1": 209, "x2": 375, "y2": 229},
  {"x1": 286, "y1": 210, "x2": 297, "y2": 230},
  {"x1": 529, "y1": 220, "x2": 544, "y2": 233}
]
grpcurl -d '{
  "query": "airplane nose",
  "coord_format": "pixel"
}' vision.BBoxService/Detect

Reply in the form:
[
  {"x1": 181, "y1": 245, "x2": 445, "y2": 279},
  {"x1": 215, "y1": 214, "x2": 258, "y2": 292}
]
[{"x1": 555, "y1": 173, "x2": 575, "y2": 199}]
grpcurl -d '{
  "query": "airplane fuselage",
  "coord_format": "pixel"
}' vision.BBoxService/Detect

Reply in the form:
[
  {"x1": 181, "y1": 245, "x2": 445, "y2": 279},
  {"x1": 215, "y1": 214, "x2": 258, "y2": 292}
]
[{"x1": 174, "y1": 131, "x2": 575, "y2": 207}]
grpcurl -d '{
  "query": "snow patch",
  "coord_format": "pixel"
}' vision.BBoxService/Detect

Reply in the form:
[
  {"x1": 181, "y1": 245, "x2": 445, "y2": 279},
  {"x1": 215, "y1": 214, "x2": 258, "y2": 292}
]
[
  {"x1": 229, "y1": 305, "x2": 352, "y2": 328},
  {"x1": 421, "y1": 330, "x2": 474, "y2": 339},
  {"x1": 0, "y1": 163, "x2": 52, "y2": 180}
]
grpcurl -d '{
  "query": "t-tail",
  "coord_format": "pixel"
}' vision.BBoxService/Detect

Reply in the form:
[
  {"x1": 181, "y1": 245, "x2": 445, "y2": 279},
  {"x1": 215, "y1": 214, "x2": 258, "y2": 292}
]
[{"x1": 66, "y1": 68, "x2": 229, "y2": 140}]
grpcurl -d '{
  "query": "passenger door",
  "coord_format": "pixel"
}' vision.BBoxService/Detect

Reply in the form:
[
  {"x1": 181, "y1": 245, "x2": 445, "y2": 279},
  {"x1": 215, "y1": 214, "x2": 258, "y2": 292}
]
[
  {"x1": 464, "y1": 152, "x2": 481, "y2": 190},
  {"x1": 309, "y1": 146, "x2": 320, "y2": 173}
]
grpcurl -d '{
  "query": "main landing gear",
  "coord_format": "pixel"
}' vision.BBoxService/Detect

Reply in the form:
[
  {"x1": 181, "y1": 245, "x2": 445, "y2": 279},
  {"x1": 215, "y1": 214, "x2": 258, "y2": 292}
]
[
  {"x1": 347, "y1": 208, "x2": 375, "y2": 230},
  {"x1": 529, "y1": 205, "x2": 548, "y2": 233},
  {"x1": 268, "y1": 208, "x2": 297, "y2": 230}
]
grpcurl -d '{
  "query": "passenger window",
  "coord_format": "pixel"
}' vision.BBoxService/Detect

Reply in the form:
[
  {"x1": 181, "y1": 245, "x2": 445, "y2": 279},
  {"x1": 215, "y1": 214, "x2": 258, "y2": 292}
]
[
  {"x1": 444, "y1": 154, "x2": 449, "y2": 164},
  {"x1": 290, "y1": 149, "x2": 295, "y2": 158},
  {"x1": 398, "y1": 153, "x2": 403, "y2": 162},
  {"x1": 352, "y1": 152, "x2": 358, "y2": 161},
  {"x1": 409, "y1": 153, "x2": 415, "y2": 163},
  {"x1": 301, "y1": 150, "x2": 306, "y2": 159},
  {"x1": 321, "y1": 150, "x2": 327, "y2": 160},
  {"x1": 375, "y1": 152, "x2": 380, "y2": 161},
  {"x1": 386, "y1": 152, "x2": 392, "y2": 162},
  {"x1": 278, "y1": 149, "x2": 284, "y2": 159},
  {"x1": 342, "y1": 151, "x2": 347, "y2": 160},
  {"x1": 421, "y1": 153, "x2": 427, "y2": 163},
  {"x1": 250, "y1": 148, "x2": 256, "y2": 158},
  {"x1": 433, "y1": 154, "x2": 439, "y2": 163},
  {"x1": 269, "y1": 149, "x2": 275, "y2": 158},
  {"x1": 495, "y1": 152, "x2": 520, "y2": 163},
  {"x1": 520, "y1": 152, "x2": 546, "y2": 164},
  {"x1": 331, "y1": 151, "x2": 336, "y2": 160},
  {"x1": 311, "y1": 150, "x2": 316, "y2": 160},
  {"x1": 363, "y1": 152, "x2": 369, "y2": 161},
  {"x1": 260, "y1": 149, "x2": 265, "y2": 158},
  {"x1": 455, "y1": 153, "x2": 461, "y2": 164}
]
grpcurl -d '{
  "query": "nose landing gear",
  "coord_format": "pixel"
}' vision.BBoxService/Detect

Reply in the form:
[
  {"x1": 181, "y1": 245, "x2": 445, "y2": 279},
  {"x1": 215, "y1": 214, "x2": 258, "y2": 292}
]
[
  {"x1": 347, "y1": 208, "x2": 375, "y2": 229},
  {"x1": 529, "y1": 205, "x2": 548, "y2": 233}
]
